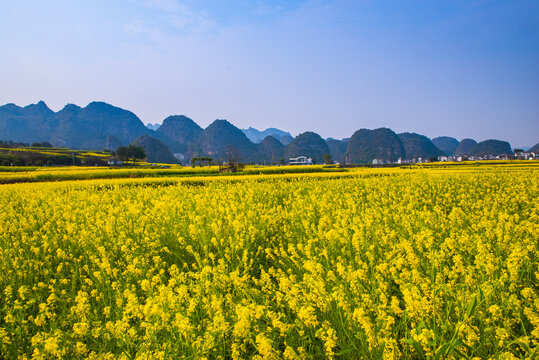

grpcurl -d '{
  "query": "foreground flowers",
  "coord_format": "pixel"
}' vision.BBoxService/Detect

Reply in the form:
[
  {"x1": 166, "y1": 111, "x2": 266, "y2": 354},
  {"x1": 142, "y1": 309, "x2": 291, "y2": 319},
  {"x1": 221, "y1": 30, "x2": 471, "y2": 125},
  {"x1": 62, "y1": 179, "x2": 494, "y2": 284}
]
[{"x1": 0, "y1": 165, "x2": 537, "y2": 359}]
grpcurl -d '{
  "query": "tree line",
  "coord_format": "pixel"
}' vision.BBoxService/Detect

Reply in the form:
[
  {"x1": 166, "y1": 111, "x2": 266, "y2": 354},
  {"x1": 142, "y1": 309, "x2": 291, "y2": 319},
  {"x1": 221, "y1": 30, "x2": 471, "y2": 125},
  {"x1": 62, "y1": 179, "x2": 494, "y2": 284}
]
[{"x1": 114, "y1": 145, "x2": 146, "y2": 165}]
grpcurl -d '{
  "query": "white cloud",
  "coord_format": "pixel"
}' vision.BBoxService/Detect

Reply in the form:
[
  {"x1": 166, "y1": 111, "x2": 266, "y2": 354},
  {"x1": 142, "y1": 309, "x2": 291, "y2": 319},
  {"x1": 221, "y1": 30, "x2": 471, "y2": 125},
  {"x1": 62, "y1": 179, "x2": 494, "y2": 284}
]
[
  {"x1": 140, "y1": 0, "x2": 181, "y2": 12},
  {"x1": 165, "y1": 4, "x2": 215, "y2": 33},
  {"x1": 123, "y1": 0, "x2": 216, "y2": 47}
]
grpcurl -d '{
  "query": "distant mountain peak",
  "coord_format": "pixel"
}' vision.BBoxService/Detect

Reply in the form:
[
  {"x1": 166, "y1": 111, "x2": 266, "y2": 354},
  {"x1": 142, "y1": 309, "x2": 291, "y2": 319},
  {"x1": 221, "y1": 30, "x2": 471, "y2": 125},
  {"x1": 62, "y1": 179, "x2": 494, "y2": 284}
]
[
  {"x1": 206, "y1": 119, "x2": 247, "y2": 135},
  {"x1": 285, "y1": 131, "x2": 329, "y2": 164},
  {"x1": 25, "y1": 100, "x2": 53, "y2": 114},
  {"x1": 263, "y1": 127, "x2": 284, "y2": 132},
  {"x1": 35, "y1": 100, "x2": 49, "y2": 108},
  {"x1": 346, "y1": 128, "x2": 405, "y2": 163},
  {"x1": 242, "y1": 126, "x2": 292, "y2": 145},
  {"x1": 146, "y1": 123, "x2": 161, "y2": 131},
  {"x1": 166, "y1": 114, "x2": 192, "y2": 121},
  {"x1": 85, "y1": 101, "x2": 126, "y2": 113},
  {"x1": 131, "y1": 134, "x2": 179, "y2": 164},
  {"x1": 210, "y1": 119, "x2": 232, "y2": 127},
  {"x1": 432, "y1": 136, "x2": 459, "y2": 156},
  {"x1": 155, "y1": 114, "x2": 203, "y2": 153},
  {"x1": 261, "y1": 135, "x2": 284, "y2": 145},
  {"x1": 398, "y1": 132, "x2": 443, "y2": 159},
  {"x1": 0, "y1": 100, "x2": 522, "y2": 164},
  {"x1": 87, "y1": 101, "x2": 112, "y2": 108},
  {"x1": 61, "y1": 103, "x2": 82, "y2": 112},
  {"x1": 199, "y1": 119, "x2": 256, "y2": 162},
  {"x1": 470, "y1": 139, "x2": 513, "y2": 156},
  {"x1": 454, "y1": 138, "x2": 477, "y2": 155}
]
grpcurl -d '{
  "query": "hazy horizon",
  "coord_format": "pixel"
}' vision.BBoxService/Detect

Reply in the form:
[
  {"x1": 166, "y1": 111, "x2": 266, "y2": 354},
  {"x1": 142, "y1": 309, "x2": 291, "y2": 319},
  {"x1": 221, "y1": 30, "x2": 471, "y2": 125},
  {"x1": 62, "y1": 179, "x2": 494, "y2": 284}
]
[{"x1": 1, "y1": 0, "x2": 538, "y2": 147}]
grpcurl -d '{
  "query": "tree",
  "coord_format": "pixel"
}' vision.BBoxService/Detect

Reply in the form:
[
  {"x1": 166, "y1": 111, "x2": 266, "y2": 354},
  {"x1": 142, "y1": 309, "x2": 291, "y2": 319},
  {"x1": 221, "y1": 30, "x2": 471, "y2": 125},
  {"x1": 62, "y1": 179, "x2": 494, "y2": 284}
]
[
  {"x1": 225, "y1": 146, "x2": 242, "y2": 167},
  {"x1": 129, "y1": 145, "x2": 146, "y2": 165},
  {"x1": 191, "y1": 157, "x2": 212, "y2": 166},
  {"x1": 115, "y1": 145, "x2": 146, "y2": 165},
  {"x1": 116, "y1": 146, "x2": 130, "y2": 162},
  {"x1": 323, "y1": 153, "x2": 331, "y2": 165}
]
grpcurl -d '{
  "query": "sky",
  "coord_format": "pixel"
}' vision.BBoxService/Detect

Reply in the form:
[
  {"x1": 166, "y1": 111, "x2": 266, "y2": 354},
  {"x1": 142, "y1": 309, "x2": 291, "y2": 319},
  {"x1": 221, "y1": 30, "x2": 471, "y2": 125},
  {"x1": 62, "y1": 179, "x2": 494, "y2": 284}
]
[{"x1": 0, "y1": 0, "x2": 538, "y2": 147}]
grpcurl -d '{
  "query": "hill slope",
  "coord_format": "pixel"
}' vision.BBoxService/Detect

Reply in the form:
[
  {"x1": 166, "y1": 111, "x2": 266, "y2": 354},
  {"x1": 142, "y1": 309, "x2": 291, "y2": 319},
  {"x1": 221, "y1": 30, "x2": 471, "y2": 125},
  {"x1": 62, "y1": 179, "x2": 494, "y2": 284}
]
[
  {"x1": 528, "y1": 142, "x2": 539, "y2": 153},
  {"x1": 285, "y1": 132, "x2": 330, "y2": 164},
  {"x1": 0, "y1": 101, "x2": 522, "y2": 163},
  {"x1": 155, "y1": 115, "x2": 203, "y2": 153},
  {"x1": 242, "y1": 127, "x2": 292, "y2": 145},
  {"x1": 56, "y1": 102, "x2": 150, "y2": 149},
  {"x1": 131, "y1": 135, "x2": 179, "y2": 164},
  {"x1": 255, "y1": 136, "x2": 285, "y2": 164},
  {"x1": 0, "y1": 101, "x2": 56, "y2": 144},
  {"x1": 470, "y1": 140, "x2": 513, "y2": 156},
  {"x1": 398, "y1": 132, "x2": 444, "y2": 160},
  {"x1": 454, "y1": 139, "x2": 477, "y2": 155},
  {"x1": 199, "y1": 120, "x2": 257, "y2": 162},
  {"x1": 432, "y1": 136, "x2": 459, "y2": 156},
  {"x1": 326, "y1": 138, "x2": 348, "y2": 163},
  {"x1": 346, "y1": 128, "x2": 405, "y2": 163},
  {"x1": 0, "y1": 101, "x2": 150, "y2": 149}
]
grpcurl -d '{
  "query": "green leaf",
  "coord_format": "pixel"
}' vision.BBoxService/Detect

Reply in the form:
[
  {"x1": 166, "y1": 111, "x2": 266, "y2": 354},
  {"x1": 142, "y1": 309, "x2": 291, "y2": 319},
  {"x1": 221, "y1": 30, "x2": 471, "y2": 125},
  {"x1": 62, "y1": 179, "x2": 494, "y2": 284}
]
[
  {"x1": 466, "y1": 295, "x2": 478, "y2": 319},
  {"x1": 335, "y1": 347, "x2": 356, "y2": 356},
  {"x1": 403, "y1": 338, "x2": 425, "y2": 359},
  {"x1": 443, "y1": 338, "x2": 463, "y2": 357}
]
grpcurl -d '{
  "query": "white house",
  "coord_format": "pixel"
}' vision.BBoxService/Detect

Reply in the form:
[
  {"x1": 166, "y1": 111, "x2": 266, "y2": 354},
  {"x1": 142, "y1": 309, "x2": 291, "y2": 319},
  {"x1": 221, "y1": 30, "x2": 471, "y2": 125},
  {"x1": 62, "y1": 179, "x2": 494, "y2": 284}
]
[{"x1": 289, "y1": 156, "x2": 312, "y2": 165}]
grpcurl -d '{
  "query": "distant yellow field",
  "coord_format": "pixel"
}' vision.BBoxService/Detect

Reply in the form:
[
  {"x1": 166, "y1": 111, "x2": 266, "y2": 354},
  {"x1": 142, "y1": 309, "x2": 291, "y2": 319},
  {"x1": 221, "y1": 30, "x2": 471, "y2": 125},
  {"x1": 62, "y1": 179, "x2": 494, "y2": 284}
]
[{"x1": 0, "y1": 164, "x2": 537, "y2": 359}]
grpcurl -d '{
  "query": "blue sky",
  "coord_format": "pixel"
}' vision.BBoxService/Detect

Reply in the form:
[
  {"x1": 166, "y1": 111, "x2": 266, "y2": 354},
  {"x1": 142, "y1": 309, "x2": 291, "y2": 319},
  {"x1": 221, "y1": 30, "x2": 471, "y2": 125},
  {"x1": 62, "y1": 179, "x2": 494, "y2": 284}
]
[{"x1": 1, "y1": 0, "x2": 538, "y2": 146}]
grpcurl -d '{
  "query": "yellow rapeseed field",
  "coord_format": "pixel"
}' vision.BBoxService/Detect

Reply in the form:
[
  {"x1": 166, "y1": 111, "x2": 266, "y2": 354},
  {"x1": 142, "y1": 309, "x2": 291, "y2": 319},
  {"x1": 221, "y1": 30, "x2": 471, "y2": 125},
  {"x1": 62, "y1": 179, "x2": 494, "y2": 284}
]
[{"x1": 0, "y1": 164, "x2": 537, "y2": 359}]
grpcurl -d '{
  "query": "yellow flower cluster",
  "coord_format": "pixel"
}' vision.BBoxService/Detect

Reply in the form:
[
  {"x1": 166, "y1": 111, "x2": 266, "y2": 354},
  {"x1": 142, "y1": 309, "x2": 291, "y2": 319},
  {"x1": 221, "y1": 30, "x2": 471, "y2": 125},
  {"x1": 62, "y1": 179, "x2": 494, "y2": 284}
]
[{"x1": 0, "y1": 164, "x2": 537, "y2": 359}]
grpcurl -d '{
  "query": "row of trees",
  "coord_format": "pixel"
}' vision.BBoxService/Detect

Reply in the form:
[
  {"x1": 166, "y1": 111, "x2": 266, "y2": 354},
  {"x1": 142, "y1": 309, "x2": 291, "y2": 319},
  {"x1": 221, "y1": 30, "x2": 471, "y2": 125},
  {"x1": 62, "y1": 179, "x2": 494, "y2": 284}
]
[
  {"x1": 0, "y1": 140, "x2": 54, "y2": 149},
  {"x1": 0, "y1": 152, "x2": 108, "y2": 167},
  {"x1": 31, "y1": 142, "x2": 53, "y2": 148},
  {"x1": 115, "y1": 145, "x2": 146, "y2": 165}
]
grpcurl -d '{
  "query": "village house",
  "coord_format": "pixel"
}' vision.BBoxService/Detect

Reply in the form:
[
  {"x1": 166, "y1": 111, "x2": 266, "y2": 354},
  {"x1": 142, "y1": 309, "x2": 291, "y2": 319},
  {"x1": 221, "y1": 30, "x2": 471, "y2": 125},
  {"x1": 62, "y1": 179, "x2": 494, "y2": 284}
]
[
  {"x1": 514, "y1": 151, "x2": 538, "y2": 160},
  {"x1": 107, "y1": 159, "x2": 123, "y2": 165},
  {"x1": 289, "y1": 156, "x2": 312, "y2": 165}
]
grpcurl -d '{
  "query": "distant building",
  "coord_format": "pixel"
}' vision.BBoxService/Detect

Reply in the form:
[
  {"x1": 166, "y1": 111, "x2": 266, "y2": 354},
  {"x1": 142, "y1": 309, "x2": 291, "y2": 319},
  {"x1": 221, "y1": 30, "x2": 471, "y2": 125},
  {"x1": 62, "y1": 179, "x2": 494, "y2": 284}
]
[
  {"x1": 107, "y1": 159, "x2": 123, "y2": 165},
  {"x1": 515, "y1": 151, "x2": 537, "y2": 160},
  {"x1": 289, "y1": 156, "x2": 312, "y2": 165},
  {"x1": 438, "y1": 156, "x2": 448, "y2": 162},
  {"x1": 372, "y1": 159, "x2": 383, "y2": 165}
]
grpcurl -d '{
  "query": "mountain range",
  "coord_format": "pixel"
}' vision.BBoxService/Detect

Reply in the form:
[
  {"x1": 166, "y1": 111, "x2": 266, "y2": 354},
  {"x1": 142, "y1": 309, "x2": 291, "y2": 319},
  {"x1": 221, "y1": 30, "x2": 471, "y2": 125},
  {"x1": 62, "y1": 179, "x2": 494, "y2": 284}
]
[
  {"x1": 0, "y1": 101, "x2": 524, "y2": 164},
  {"x1": 241, "y1": 127, "x2": 293, "y2": 145}
]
